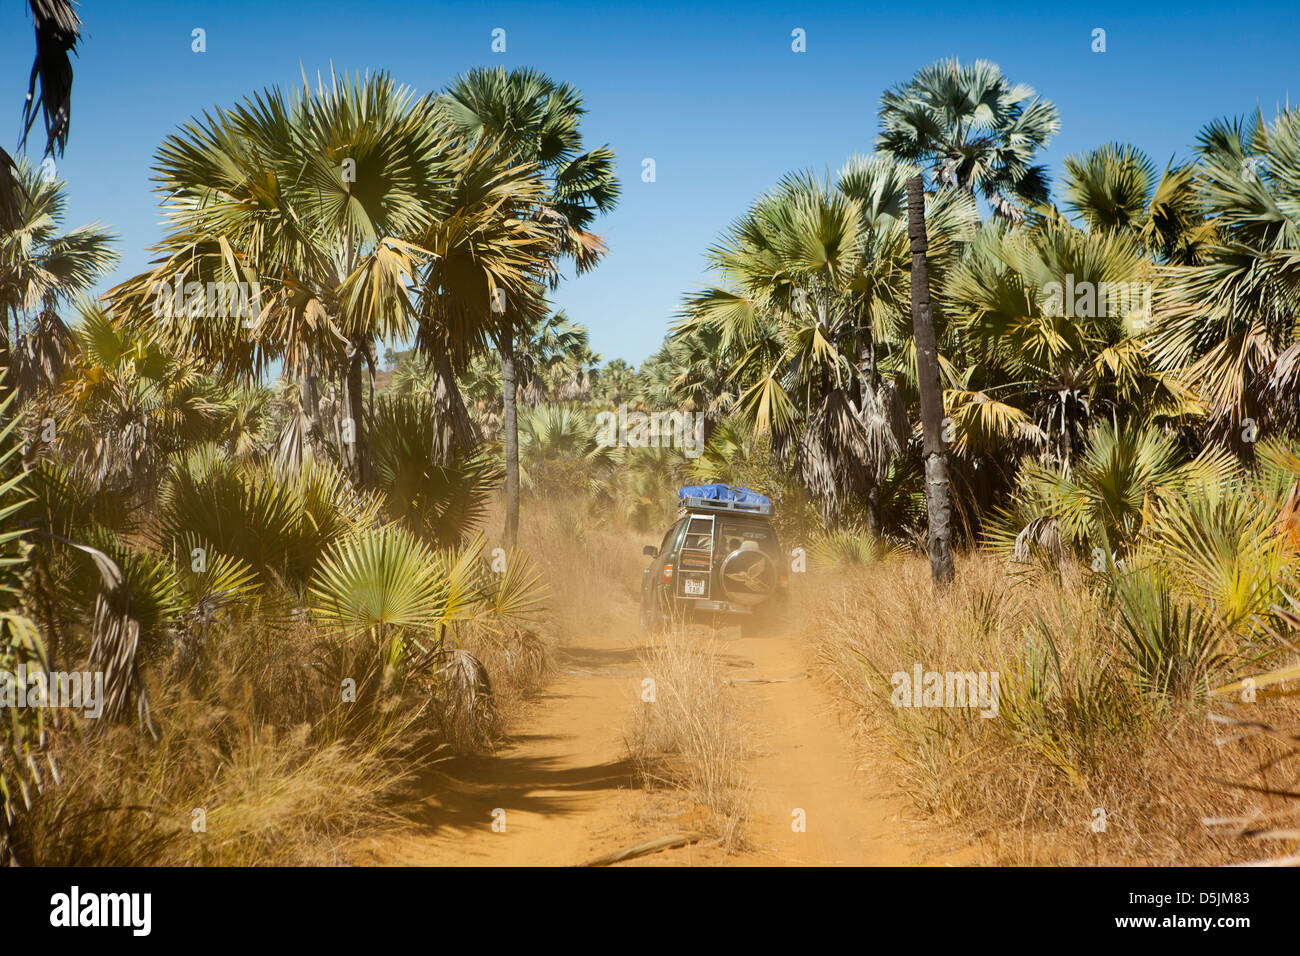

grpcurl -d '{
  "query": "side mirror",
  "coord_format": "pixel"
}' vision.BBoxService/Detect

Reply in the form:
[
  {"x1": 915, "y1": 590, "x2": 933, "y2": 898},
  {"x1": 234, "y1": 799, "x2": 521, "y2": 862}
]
[{"x1": 642, "y1": 545, "x2": 658, "y2": 558}]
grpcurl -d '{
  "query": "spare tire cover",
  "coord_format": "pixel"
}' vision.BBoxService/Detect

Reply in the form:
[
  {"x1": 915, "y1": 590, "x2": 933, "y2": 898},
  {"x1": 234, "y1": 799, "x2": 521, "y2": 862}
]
[{"x1": 719, "y1": 547, "x2": 776, "y2": 606}]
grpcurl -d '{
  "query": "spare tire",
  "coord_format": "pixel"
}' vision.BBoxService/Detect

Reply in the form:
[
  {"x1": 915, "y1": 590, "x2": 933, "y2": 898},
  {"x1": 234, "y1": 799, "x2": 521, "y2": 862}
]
[{"x1": 718, "y1": 546, "x2": 777, "y2": 606}]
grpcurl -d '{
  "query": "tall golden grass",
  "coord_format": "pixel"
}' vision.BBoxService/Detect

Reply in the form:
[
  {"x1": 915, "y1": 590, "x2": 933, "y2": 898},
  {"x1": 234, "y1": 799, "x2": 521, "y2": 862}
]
[
  {"x1": 807, "y1": 552, "x2": 1300, "y2": 864},
  {"x1": 627, "y1": 625, "x2": 751, "y2": 852}
]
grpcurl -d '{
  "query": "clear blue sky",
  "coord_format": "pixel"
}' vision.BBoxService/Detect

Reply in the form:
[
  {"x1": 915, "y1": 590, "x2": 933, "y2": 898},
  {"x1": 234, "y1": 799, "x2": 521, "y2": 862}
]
[{"x1": 2, "y1": 0, "x2": 1295, "y2": 365}]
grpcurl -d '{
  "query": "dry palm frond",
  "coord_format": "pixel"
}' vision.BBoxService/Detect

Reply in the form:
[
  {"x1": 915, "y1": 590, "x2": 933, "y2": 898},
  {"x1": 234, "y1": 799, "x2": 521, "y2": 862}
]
[
  {"x1": 497, "y1": 627, "x2": 548, "y2": 688},
  {"x1": 60, "y1": 538, "x2": 154, "y2": 734},
  {"x1": 1013, "y1": 516, "x2": 1063, "y2": 564},
  {"x1": 21, "y1": 0, "x2": 82, "y2": 158},
  {"x1": 430, "y1": 646, "x2": 495, "y2": 751},
  {"x1": 11, "y1": 309, "x2": 73, "y2": 399},
  {"x1": 859, "y1": 378, "x2": 910, "y2": 481},
  {"x1": 796, "y1": 387, "x2": 874, "y2": 526}
]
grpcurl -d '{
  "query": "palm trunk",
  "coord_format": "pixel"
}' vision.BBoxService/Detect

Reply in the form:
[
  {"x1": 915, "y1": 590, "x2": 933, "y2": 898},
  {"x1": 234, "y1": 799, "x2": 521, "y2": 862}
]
[
  {"x1": 430, "y1": 349, "x2": 476, "y2": 465},
  {"x1": 283, "y1": 365, "x2": 320, "y2": 470},
  {"x1": 344, "y1": 338, "x2": 369, "y2": 485},
  {"x1": 865, "y1": 484, "x2": 881, "y2": 538},
  {"x1": 501, "y1": 332, "x2": 520, "y2": 549},
  {"x1": 860, "y1": 343, "x2": 882, "y2": 537},
  {"x1": 906, "y1": 175, "x2": 954, "y2": 585}
]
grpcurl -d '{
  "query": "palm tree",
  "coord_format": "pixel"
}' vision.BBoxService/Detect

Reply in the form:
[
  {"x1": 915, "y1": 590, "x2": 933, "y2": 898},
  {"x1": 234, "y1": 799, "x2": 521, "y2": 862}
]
[
  {"x1": 1060, "y1": 142, "x2": 1209, "y2": 264},
  {"x1": 516, "y1": 402, "x2": 619, "y2": 498},
  {"x1": 439, "y1": 67, "x2": 620, "y2": 547},
  {"x1": 43, "y1": 304, "x2": 226, "y2": 494},
  {"x1": 676, "y1": 156, "x2": 975, "y2": 530},
  {"x1": 989, "y1": 421, "x2": 1237, "y2": 560},
  {"x1": 877, "y1": 58, "x2": 1059, "y2": 221},
  {"x1": 110, "y1": 70, "x2": 455, "y2": 484},
  {"x1": 0, "y1": 159, "x2": 117, "y2": 397},
  {"x1": 591, "y1": 357, "x2": 639, "y2": 408},
  {"x1": 1148, "y1": 107, "x2": 1300, "y2": 453},
  {"x1": 369, "y1": 391, "x2": 500, "y2": 547},
  {"x1": 906, "y1": 174, "x2": 954, "y2": 584},
  {"x1": 518, "y1": 310, "x2": 599, "y2": 404},
  {"x1": 642, "y1": 327, "x2": 734, "y2": 424},
  {"x1": 0, "y1": 380, "x2": 45, "y2": 864},
  {"x1": 941, "y1": 217, "x2": 1192, "y2": 468},
  {"x1": 407, "y1": 135, "x2": 555, "y2": 465}
]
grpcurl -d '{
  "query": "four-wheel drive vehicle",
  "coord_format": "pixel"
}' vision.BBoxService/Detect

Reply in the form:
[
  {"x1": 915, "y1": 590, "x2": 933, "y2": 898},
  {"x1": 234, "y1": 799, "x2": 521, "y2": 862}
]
[{"x1": 639, "y1": 484, "x2": 788, "y2": 636}]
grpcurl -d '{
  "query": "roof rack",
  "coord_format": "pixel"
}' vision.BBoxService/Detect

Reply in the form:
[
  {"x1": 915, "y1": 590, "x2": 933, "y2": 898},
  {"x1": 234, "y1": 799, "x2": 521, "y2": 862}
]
[
  {"x1": 679, "y1": 495, "x2": 771, "y2": 515},
  {"x1": 678, "y1": 491, "x2": 772, "y2": 516}
]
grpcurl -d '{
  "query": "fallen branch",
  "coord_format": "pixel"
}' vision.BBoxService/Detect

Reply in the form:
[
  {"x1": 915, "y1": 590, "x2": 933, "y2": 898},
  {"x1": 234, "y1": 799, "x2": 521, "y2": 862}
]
[
  {"x1": 579, "y1": 832, "x2": 705, "y2": 867},
  {"x1": 728, "y1": 673, "x2": 809, "y2": 684}
]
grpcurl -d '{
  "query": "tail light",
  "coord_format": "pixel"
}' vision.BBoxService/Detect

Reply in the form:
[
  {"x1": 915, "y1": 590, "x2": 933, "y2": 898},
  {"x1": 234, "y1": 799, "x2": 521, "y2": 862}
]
[
  {"x1": 778, "y1": 574, "x2": 789, "y2": 591},
  {"x1": 661, "y1": 563, "x2": 674, "y2": 585}
]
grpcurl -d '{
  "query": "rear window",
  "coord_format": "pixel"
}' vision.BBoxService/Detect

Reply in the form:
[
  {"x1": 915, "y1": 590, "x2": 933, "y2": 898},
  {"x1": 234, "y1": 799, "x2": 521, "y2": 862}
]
[
  {"x1": 718, "y1": 519, "x2": 777, "y2": 556},
  {"x1": 683, "y1": 516, "x2": 715, "y2": 552}
]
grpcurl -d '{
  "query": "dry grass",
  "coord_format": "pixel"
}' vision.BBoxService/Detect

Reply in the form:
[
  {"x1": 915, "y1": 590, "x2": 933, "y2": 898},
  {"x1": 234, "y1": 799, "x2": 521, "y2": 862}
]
[
  {"x1": 516, "y1": 496, "x2": 646, "y2": 640},
  {"x1": 626, "y1": 624, "x2": 751, "y2": 852},
  {"x1": 807, "y1": 551, "x2": 1300, "y2": 865},
  {"x1": 14, "y1": 621, "x2": 420, "y2": 866}
]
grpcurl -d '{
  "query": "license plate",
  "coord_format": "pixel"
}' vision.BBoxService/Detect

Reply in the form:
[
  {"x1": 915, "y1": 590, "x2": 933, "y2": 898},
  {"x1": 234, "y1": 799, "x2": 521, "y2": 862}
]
[{"x1": 683, "y1": 578, "x2": 706, "y2": 596}]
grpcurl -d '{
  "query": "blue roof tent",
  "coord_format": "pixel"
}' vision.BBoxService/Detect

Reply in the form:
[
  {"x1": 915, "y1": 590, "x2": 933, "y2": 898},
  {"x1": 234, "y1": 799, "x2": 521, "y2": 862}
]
[{"x1": 678, "y1": 484, "x2": 772, "y2": 514}]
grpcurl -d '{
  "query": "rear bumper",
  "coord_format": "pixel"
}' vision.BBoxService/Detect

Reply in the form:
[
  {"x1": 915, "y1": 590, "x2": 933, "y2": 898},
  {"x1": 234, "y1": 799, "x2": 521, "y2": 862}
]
[{"x1": 687, "y1": 599, "x2": 754, "y2": 616}]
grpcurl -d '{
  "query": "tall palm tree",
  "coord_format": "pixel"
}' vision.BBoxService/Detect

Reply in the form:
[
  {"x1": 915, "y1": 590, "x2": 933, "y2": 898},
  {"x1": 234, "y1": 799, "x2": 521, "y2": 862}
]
[
  {"x1": 407, "y1": 135, "x2": 555, "y2": 463},
  {"x1": 877, "y1": 58, "x2": 1059, "y2": 221},
  {"x1": 906, "y1": 174, "x2": 954, "y2": 583},
  {"x1": 676, "y1": 156, "x2": 975, "y2": 529},
  {"x1": 439, "y1": 67, "x2": 620, "y2": 546}
]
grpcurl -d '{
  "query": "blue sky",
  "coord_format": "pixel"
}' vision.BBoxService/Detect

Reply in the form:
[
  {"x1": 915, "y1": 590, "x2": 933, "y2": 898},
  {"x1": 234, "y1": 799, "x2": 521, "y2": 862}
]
[{"x1": 2, "y1": 0, "x2": 1296, "y2": 365}]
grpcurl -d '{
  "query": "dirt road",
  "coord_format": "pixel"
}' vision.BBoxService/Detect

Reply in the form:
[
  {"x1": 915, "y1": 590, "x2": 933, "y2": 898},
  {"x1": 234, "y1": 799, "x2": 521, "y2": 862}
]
[{"x1": 352, "y1": 592, "x2": 954, "y2": 866}]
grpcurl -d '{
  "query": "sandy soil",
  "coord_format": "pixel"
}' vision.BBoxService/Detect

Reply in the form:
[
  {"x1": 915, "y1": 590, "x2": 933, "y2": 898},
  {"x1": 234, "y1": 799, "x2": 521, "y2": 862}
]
[{"x1": 350, "y1": 592, "x2": 970, "y2": 867}]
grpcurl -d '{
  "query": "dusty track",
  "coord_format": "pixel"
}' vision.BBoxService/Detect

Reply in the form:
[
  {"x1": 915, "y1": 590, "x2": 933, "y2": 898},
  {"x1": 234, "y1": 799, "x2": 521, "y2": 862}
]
[{"x1": 352, "y1": 590, "x2": 956, "y2": 866}]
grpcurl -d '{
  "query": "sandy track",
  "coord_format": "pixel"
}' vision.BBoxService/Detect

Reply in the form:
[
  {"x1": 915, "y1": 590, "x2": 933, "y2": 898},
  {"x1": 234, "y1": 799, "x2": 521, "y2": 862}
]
[
  {"x1": 349, "y1": 633, "x2": 645, "y2": 866},
  {"x1": 722, "y1": 628, "x2": 920, "y2": 865},
  {"x1": 352, "y1": 597, "x2": 951, "y2": 866}
]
